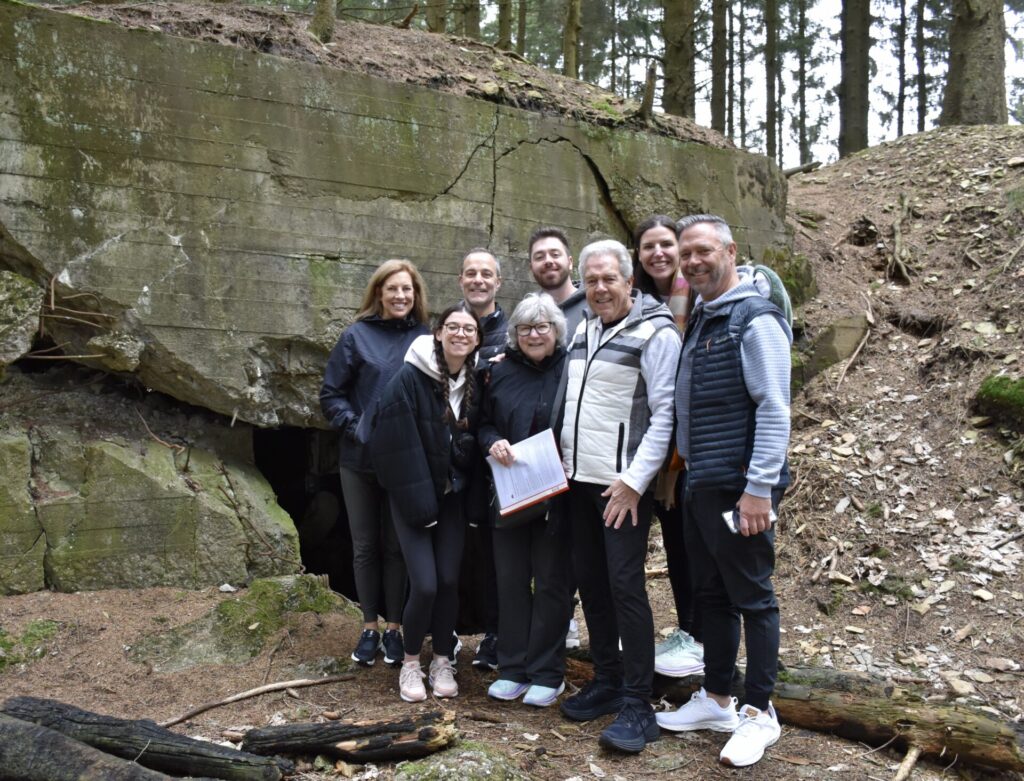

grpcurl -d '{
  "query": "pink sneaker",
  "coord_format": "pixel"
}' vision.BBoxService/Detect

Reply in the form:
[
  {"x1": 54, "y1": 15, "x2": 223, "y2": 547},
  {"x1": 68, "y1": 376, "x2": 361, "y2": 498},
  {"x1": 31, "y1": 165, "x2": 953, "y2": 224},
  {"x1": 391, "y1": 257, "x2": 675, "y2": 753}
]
[
  {"x1": 428, "y1": 656, "x2": 458, "y2": 698},
  {"x1": 399, "y1": 660, "x2": 426, "y2": 702}
]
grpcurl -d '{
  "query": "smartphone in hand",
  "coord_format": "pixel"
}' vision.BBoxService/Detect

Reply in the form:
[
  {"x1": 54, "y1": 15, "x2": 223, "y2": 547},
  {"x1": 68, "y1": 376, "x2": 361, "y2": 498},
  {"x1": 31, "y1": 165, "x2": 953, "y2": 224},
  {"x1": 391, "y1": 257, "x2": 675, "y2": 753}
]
[{"x1": 722, "y1": 508, "x2": 777, "y2": 534}]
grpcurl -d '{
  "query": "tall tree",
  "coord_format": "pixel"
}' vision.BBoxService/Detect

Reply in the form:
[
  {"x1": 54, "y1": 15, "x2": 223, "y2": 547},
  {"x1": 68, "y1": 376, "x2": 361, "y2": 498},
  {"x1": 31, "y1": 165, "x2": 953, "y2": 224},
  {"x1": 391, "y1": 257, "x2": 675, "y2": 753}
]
[
  {"x1": 426, "y1": 0, "x2": 447, "y2": 33},
  {"x1": 662, "y1": 0, "x2": 696, "y2": 118},
  {"x1": 764, "y1": 0, "x2": 778, "y2": 160},
  {"x1": 895, "y1": 0, "x2": 908, "y2": 136},
  {"x1": 727, "y1": 4, "x2": 735, "y2": 140},
  {"x1": 915, "y1": 0, "x2": 927, "y2": 130},
  {"x1": 710, "y1": 0, "x2": 727, "y2": 132},
  {"x1": 838, "y1": 0, "x2": 871, "y2": 157},
  {"x1": 563, "y1": 0, "x2": 582, "y2": 77},
  {"x1": 939, "y1": 0, "x2": 1007, "y2": 124},
  {"x1": 517, "y1": 0, "x2": 527, "y2": 54},
  {"x1": 497, "y1": 0, "x2": 512, "y2": 49},
  {"x1": 738, "y1": 0, "x2": 749, "y2": 145}
]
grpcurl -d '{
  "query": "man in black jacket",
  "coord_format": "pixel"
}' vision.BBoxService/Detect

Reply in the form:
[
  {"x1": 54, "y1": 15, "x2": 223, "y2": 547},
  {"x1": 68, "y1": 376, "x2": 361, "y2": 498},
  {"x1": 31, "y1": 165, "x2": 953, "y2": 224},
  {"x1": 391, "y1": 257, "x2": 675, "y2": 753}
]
[{"x1": 460, "y1": 249, "x2": 507, "y2": 361}]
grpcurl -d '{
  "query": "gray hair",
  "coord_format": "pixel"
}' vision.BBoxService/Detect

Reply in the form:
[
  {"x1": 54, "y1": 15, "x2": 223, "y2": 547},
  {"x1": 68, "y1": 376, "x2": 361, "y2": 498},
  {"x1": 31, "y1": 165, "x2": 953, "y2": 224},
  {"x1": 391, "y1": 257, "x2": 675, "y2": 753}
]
[
  {"x1": 506, "y1": 292, "x2": 568, "y2": 347},
  {"x1": 578, "y1": 239, "x2": 632, "y2": 281},
  {"x1": 675, "y1": 214, "x2": 734, "y2": 246},
  {"x1": 462, "y1": 247, "x2": 502, "y2": 276}
]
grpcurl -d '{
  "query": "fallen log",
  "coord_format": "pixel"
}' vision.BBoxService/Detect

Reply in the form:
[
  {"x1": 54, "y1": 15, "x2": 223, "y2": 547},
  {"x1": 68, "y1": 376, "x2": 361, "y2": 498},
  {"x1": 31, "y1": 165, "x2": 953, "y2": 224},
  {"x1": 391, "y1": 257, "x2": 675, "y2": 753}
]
[
  {"x1": 1, "y1": 697, "x2": 292, "y2": 781},
  {"x1": 655, "y1": 666, "x2": 1024, "y2": 773},
  {"x1": 0, "y1": 713, "x2": 179, "y2": 781},
  {"x1": 241, "y1": 711, "x2": 457, "y2": 763}
]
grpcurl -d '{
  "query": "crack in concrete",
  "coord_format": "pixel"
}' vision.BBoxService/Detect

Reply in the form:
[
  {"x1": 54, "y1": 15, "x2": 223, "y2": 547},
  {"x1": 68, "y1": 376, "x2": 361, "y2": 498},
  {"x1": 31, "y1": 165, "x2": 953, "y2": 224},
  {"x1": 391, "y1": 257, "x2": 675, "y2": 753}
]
[
  {"x1": 492, "y1": 130, "x2": 631, "y2": 238},
  {"x1": 437, "y1": 110, "x2": 501, "y2": 203}
]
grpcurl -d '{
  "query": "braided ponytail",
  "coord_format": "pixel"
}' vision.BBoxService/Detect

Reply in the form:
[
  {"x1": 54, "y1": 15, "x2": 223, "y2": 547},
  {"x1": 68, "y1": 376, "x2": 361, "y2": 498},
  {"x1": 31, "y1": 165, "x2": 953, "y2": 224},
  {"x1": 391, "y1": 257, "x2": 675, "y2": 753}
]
[{"x1": 432, "y1": 302, "x2": 482, "y2": 429}]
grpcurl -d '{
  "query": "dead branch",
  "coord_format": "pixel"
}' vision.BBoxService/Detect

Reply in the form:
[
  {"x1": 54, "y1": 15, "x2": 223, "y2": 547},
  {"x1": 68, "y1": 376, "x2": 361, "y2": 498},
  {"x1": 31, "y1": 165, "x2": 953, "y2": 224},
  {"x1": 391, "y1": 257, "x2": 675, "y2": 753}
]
[
  {"x1": 1000, "y1": 239, "x2": 1024, "y2": 273},
  {"x1": 993, "y1": 529, "x2": 1024, "y2": 550},
  {"x1": 893, "y1": 744, "x2": 922, "y2": 781},
  {"x1": 636, "y1": 61, "x2": 656, "y2": 122},
  {"x1": 134, "y1": 408, "x2": 185, "y2": 454},
  {"x1": 836, "y1": 329, "x2": 870, "y2": 389},
  {"x1": 395, "y1": 2, "x2": 417, "y2": 28},
  {"x1": 888, "y1": 194, "x2": 914, "y2": 283},
  {"x1": 158, "y1": 675, "x2": 354, "y2": 728},
  {"x1": 783, "y1": 161, "x2": 822, "y2": 177}
]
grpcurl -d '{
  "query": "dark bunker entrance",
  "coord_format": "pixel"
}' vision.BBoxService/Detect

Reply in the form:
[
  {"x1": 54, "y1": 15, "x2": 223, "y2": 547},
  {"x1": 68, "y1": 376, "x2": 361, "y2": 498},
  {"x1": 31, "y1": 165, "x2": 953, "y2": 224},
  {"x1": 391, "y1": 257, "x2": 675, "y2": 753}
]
[{"x1": 253, "y1": 427, "x2": 489, "y2": 635}]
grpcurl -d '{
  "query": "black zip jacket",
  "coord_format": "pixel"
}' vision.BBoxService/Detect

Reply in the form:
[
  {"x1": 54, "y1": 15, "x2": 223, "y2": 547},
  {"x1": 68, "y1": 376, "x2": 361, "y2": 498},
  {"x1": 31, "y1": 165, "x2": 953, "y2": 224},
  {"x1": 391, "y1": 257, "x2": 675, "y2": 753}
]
[
  {"x1": 369, "y1": 363, "x2": 479, "y2": 528},
  {"x1": 319, "y1": 315, "x2": 429, "y2": 471}
]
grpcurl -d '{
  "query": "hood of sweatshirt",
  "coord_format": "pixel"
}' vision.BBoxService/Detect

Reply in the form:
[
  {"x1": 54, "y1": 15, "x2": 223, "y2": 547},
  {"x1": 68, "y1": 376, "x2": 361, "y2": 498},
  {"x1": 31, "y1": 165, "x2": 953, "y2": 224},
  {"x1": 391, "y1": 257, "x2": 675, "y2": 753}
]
[{"x1": 404, "y1": 334, "x2": 472, "y2": 391}]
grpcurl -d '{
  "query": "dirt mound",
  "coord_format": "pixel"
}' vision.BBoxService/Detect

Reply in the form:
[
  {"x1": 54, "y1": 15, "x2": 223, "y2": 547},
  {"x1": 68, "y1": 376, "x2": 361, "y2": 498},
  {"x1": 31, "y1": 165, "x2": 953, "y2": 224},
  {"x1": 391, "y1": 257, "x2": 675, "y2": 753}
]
[{"x1": 61, "y1": 1, "x2": 726, "y2": 147}]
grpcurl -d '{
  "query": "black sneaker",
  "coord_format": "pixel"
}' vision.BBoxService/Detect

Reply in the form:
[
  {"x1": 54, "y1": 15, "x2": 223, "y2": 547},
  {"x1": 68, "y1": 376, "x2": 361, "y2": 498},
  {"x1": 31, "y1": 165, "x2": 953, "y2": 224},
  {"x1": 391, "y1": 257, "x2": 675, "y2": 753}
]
[
  {"x1": 351, "y1": 629, "x2": 381, "y2": 666},
  {"x1": 472, "y1": 633, "x2": 498, "y2": 670},
  {"x1": 598, "y1": 700, "x2": 660, "y2": 753},
  {"x1": 560, "y1": 678, "x2": 624, "y2": 722},
  {"x1": 448, "y1": 631, "x2": 462, "y2": 667},
  {"x1": 382, "y1": 629, "x2": 404, "y2": 666}
]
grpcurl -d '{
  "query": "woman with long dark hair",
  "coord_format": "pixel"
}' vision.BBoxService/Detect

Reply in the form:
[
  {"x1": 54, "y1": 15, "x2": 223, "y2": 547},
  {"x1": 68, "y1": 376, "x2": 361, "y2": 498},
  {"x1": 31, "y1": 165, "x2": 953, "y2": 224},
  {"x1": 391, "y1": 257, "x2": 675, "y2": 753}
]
[
  {"x1": 632, "y1": 216, "x2": 704, "y2": 678},
  {"x1": 320, "y1": 259, "x2": 430, "y2": 667},
  {"x1": 370, "y1": 303, "x2": 482, "y2": 702}
]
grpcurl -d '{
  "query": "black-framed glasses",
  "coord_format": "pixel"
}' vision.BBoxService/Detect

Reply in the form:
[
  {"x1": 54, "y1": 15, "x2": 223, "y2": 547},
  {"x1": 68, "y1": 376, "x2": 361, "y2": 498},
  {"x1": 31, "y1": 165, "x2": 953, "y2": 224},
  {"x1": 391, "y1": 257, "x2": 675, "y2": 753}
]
[
  {"x1": 515, "y1": 322, "x2": 553, "y2": 337},
  {"x1": 443, "y1": 323, "x2": 478, "y2": 335}
]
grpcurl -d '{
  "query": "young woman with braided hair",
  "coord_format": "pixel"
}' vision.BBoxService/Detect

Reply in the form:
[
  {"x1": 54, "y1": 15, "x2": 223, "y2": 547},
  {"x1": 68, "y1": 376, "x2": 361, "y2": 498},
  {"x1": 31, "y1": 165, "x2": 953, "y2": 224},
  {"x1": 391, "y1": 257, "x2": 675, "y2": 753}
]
[{"x1": 369, "y1": 303, "x2": 482, "y2": 702}]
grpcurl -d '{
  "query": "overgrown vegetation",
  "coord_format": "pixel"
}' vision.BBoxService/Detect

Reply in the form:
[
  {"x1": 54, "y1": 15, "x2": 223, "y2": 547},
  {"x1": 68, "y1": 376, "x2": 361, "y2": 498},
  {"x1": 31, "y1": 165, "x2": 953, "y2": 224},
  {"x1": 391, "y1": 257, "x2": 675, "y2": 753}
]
[{"x1": 0, "y1": 620, "x2": 59, "y2": 672}]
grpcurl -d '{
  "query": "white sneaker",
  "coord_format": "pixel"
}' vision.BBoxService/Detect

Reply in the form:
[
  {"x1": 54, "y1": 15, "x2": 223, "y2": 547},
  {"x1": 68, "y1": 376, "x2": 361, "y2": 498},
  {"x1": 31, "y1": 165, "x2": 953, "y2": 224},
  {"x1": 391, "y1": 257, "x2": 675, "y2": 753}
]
[
  {"x1": 654, "y1": 629, "x2": 705, "y2": 677},
  {"x1": 719, "y1": 703, "x2": 781, "y2": 767},
  {"x1": 656, "y1": 687, "x2": 739, "y2": 732},
  {"x1": 565, "y1": 618, "x2": 581, "y2": 650},
  {"x1": 399, "y1": 661, "x2": 426, "y2": 703},
  {"x1": 428, "y1": 657, "x2": 458, "y2": 698}
]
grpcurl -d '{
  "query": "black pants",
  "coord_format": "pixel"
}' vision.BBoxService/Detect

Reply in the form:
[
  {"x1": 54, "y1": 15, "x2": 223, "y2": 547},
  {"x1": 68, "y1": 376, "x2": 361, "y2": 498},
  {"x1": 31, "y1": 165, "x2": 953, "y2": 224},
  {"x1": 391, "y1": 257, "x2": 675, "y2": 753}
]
[
  {"x1": 684, "y1": 485, "x2": 781, "y2": 711},
  {"x1": 492, "y1": 515, "x2": 573, "y2": 687},
  {"x1": 568, "y1": 480, "x2": 655, "y2": 701},
  {"x1": 339, "y1": 466, "x2": 406, "y2": 624},
  {"x1": 391, "y1": 492, "x2": 466, "y2": 657},
  {"x1": 655, "y1": 501, "x2": 702, "y2": 642}
]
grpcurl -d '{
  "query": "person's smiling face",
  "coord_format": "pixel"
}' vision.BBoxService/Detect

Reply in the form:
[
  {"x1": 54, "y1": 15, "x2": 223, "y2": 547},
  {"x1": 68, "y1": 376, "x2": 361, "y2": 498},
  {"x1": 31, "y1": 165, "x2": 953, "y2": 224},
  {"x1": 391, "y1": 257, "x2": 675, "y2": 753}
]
[
  {"x1": 678, "y1": 222, "x2": 737, "y2": 302},
  {"x1": 516, "y1": 321, "x2": 557, "y2": 363},
  {"x1": 583, "y1": 253, "x2": 633, "y2": 324},
  {"x1": 638, "y1": 225, "x2": 680, "y2": 293},
  {"x1": 378, "y1": 270, "x2": 415, "y2": 319},
  {"x1": 437, "y1": 310, "x2": 480, "y2": 370}
]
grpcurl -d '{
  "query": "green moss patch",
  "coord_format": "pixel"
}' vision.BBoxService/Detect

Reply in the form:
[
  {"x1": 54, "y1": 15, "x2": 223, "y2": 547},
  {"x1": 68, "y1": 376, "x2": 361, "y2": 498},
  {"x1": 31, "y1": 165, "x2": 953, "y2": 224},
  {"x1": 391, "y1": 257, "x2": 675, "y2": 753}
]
[
  {"x1": 975, "y1": 374, "x2": 1024, "y2": 432},
  {"x1": 129, "y1": 575, "x2": 354, "y2": 673},
  {"x1": 0, "y1": 619, "x2": 60, "y2": 672}
]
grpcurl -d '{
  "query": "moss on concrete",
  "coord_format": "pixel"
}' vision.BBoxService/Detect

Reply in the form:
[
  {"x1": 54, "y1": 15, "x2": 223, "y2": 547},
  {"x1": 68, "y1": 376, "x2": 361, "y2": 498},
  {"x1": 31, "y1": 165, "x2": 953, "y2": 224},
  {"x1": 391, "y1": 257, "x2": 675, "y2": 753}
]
[
  {"x1": 0, "y1": 432, "x2": 45, "y2": 595},
  {"x1": 0, "y1": 619, "x2": 59, "y2": 673},
  {"x1": 975, "y1": 374, "x2": 1024, "y2": 432},
  {"x1": 395, "y1": 744, "x2": 531, "y2": 781},
  {"x1": 760, "y1": 246, "x2": 817, "y2": 308},
  {"x1": 129, "y1": 574, "x2": 354, "y2": 672}
]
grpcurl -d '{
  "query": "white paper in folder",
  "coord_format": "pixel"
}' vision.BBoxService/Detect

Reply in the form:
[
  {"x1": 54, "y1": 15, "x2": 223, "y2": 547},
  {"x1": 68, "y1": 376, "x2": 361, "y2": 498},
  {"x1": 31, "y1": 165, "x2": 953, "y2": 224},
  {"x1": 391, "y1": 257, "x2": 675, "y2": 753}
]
[{"x1": 485, "y1": 428, "x2": 569, "y2": 515}]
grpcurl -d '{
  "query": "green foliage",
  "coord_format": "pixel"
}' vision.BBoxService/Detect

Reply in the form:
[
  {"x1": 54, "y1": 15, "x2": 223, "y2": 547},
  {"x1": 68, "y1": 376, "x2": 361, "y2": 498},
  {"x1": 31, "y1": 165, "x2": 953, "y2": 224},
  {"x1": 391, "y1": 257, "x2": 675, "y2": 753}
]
[
  {"x1": 0, "y1": 620, "x2": 59, "y2": 672},
  {"x1": 857, "y1": 575, "x2": 915, "y2": 602},
  {"x1": 975, "y1": 374, "x2": 1024, "y2": 432}
]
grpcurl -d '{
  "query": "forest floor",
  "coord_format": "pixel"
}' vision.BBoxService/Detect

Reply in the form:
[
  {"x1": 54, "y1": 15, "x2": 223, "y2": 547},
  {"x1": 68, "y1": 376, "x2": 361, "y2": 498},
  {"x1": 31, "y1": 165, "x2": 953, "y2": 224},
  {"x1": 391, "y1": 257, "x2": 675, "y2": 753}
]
[{"x1": 4, "y1": 3, "x2": 1024, "y2": 780}]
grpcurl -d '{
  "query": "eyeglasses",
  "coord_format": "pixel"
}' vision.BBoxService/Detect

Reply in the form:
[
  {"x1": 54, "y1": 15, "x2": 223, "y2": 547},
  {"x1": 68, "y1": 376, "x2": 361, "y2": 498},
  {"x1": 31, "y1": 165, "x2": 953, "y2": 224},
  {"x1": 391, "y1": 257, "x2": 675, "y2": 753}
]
[
  {"x1": 515, "y1": 322, "x2": 553, "y2": 337},
  {"x1": 443, "y1": 323, "x2": 478, "y2": 336}
]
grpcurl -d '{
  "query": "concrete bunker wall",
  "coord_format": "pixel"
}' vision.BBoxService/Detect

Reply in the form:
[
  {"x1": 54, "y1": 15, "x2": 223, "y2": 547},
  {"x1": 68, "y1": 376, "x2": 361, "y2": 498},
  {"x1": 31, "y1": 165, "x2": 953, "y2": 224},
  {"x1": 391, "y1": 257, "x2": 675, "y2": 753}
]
[{"x1": 0, "y1": 0, "x2": 790, "y2": 595}]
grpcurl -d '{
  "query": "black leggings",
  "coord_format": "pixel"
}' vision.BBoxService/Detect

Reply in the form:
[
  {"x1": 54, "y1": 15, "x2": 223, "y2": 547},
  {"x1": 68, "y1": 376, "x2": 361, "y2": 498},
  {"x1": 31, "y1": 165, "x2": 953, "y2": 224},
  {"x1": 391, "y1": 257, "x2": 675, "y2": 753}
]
[
  {"x1": 656, "y1": 501, "x2": 702, "y2": 641},
  {"x1": 391, "y1": 492, "x2": 466, "y2": 657}
]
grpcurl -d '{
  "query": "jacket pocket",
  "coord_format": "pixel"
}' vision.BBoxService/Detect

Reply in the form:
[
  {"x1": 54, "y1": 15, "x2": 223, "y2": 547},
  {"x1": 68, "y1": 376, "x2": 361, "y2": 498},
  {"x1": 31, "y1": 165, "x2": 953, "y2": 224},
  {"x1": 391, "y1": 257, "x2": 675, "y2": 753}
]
[{"x1": 616, "y1": 422, "x2": 625, "y2": 473}]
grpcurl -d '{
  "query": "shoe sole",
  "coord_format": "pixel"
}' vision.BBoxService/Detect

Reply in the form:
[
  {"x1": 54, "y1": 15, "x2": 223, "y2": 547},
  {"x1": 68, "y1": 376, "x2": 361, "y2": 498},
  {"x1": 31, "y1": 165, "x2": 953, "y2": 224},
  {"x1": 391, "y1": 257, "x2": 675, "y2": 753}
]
[
  {"x1": 400, "y1": 690, "x2": 427, "y2": 703},
  {"x1": 431, "y1": 687, "x2": 459, "y2": 698},
  {"x1": 489, "y1": 685, "x2": 529, "y2": 701},
  {"x1": 598, "y1": 726, "x2": 659, "y2": 753},
  {"x1": 351, "y1": 653, "x2": 376, "y2": 667},
  {"x1": 471, "y1": 660, "x2": 499, "y2": 671},
  {"x1": 560, "y1": 697, "x2": 624, "y2": 722},
  {"x1": 720, "y1": 734, "x2": 779, "y2": 767},
  {"x1": 654, "y1": 663, "x2": 706, "y2": 677},
  {"x1": 383, "y1": 655, "x2": 402, "y2": 666},
  {"x1": 657, "y1": 718, "x2": 739, "y2": 733}
]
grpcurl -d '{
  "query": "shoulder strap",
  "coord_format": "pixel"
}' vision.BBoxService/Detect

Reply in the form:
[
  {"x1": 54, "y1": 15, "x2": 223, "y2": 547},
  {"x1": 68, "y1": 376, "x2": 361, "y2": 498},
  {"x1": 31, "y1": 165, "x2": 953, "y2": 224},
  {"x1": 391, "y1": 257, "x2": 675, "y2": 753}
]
[{"x1": 752, "y1": 265, "x2": 793, "y2": 326}]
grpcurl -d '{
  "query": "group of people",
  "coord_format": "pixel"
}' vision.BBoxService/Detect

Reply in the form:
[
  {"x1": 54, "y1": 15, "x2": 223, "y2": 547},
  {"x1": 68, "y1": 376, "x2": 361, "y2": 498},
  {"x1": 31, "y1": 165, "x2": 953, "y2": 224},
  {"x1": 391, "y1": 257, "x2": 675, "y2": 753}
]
[{"x1": 319, "y1": 215, "x2": 792, "y2": 768}]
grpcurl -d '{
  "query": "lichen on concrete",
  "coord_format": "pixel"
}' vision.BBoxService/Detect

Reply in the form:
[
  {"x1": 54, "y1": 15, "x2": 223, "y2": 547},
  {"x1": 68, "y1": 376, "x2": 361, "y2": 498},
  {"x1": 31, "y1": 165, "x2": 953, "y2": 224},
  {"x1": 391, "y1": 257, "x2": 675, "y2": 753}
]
[
  {"x1": 129, "y1": 574, "x2": 356, "y2": 672},
  {"x1": 394, "y1": 744, "x2": 531, "y2": 781},
  {"x1": 0, "y1": 270, "x2": 42, "y2": 374}
]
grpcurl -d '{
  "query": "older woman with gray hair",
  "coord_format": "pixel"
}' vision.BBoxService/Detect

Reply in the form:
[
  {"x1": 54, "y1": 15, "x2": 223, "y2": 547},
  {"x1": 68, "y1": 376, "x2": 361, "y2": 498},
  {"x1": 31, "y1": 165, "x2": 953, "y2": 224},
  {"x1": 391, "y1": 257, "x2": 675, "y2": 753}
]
[{"x1": 477, "y1": 292, "x2": 574, "y2": 708}]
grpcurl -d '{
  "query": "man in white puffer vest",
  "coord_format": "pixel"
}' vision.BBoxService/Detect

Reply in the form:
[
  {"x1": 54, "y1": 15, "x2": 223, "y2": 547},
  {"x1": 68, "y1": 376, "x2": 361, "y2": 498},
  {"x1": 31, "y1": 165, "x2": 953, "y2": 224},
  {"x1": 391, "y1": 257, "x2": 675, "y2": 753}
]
[{"x1": 557, "y1": 239, "x2": 681, "y2": 754}]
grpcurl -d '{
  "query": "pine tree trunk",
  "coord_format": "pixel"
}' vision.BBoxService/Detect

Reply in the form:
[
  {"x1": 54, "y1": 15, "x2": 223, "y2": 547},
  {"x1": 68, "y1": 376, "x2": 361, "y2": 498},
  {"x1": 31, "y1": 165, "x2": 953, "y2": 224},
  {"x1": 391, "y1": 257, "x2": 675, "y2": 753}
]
[
  {"x1": 662, "y1": 0, "x2": 696, "y2": 119},
  {"x1": 896, "y1": 0, "x2": 907, "y2": 136},
  {"x1": 425, "y1": 0, "x2": 446, "y2": 33},
  {"x1": 309, "y1": 0, "x2": 335, "y2": 43},
  {"x1": 915, "y1": 0, "x2": 926, "y2": 131},
  {"x1": 765, "y1": 0, "x2": 778, "y2": 160},
  {"x1": 727, "y1": 4, "x2": 735, "y2": 140},
  {"x1": 562, "y1": 0, "x2": 581, "y2": 78},
  {"x1": 739, "y1": 0, "x2": 747, "y2": 145},
  {"x1": 516, "y1": 0, "x2": 527, "y2": 55},
  {"x1": 797, "y1": 0, "x2": 810, "y2": 164},
  {"x1": 497, "y1": 0, "x2": 512, "y2": 49},
  {"x1": 939, "y1": 0, "x2": 1007, "y2": 125},
  {"x1": 838, "y1": 0, "x2": 870, "y2": 157},
  {"x1": 464, "y1": 0, "x2": 480, "y2": 38},
  {"x1": 710, "y1": 0, "x2": 727, "y2": 132}
]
